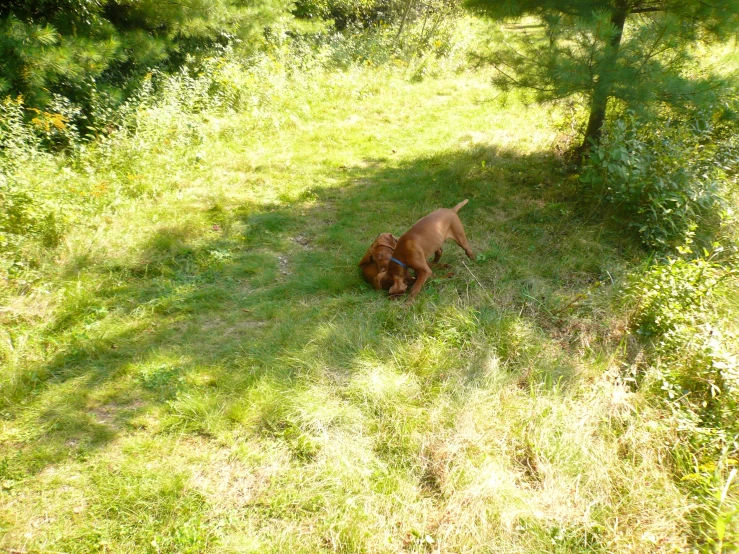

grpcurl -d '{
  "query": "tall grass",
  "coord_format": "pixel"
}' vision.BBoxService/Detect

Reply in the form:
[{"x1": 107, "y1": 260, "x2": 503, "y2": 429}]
[{"x1": 0, "y1": 14, "x2": 477, "y2": 285}]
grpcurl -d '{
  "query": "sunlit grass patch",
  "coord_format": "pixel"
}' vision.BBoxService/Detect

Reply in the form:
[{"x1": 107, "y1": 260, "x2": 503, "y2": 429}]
[
  {"x1": 409, "y1": 379, "x2": 691, "y2": 552},
  {"x1": 347, "y1": 360, "x2": 422, "y2": 412}
]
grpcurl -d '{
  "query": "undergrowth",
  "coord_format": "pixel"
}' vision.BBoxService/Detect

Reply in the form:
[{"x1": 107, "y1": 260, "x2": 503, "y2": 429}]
[
  {"x1": 624, "y1": 243, "x2": 739, "y2": 550},
  {"x1": 580, "y1": 111, "x2": 739, "y2": 250}
]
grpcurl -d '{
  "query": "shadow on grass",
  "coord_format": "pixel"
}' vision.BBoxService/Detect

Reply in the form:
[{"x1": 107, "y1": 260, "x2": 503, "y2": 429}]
[{"x1": 3, "y1": 144, "x2": 637, "y2": 476}]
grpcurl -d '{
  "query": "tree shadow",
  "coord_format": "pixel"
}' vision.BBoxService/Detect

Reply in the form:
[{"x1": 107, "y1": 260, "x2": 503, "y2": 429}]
[{"x1": 4, "y1": 143, "x2": 636, "y2": 476}]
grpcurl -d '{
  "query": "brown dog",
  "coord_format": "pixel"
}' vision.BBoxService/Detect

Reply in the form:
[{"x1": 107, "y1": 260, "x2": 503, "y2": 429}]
[
  {"x1": 359, "y1": 233, "x2": 417, "y2": 290},
  {"x1": 387, "y1": 200, "x2": 474, "y2": 301},
  {"x1": 358, "y1": 233, "x2": 398, "y2": 290}
]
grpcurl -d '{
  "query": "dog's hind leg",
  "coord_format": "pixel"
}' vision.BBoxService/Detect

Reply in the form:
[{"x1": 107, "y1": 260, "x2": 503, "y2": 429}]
[{"x1": 449, "y1": 217, "x2": 474, "y2": 259}]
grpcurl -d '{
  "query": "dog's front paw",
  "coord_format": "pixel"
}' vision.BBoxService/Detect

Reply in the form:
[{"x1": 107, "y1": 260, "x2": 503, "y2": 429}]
[{"x1": 403, "y1": 294, "x2": 418, "y2": 305}]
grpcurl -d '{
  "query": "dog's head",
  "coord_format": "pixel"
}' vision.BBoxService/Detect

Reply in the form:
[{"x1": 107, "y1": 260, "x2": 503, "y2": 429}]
[
  {"x1": 388, "y1": 275, "x2": 407, "y2": 295},
  {"x1": 371, "y1": 233, "x2": 398, "y2": 272}
]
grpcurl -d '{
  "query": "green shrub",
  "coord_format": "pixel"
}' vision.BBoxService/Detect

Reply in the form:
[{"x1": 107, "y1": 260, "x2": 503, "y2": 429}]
[
  {"x1": 294, "y1": 0, "x2": 394, "y2": 29},
  {"x1": 629, "y1": 250, "x2": 726, "y2": 340},
  {"x1": 580, "y1": 113, "x2": 734, "y2": 249},
  {"x1": 628, "y1": 247, "x2": 738, "y2": 418},
  {"x1": 292, "y1": 0, "x2": 459, "y2": 32},
  {"x1": 292, "y1": 0, "x2": 462, "y2": 71},
  {"x1": 0, "y1": 96, "x2": 39, "y2": 159}
]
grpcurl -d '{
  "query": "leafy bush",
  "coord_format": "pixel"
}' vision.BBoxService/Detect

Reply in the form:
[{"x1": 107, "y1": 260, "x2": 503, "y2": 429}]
[
  {"x1": 580, "y1": 113, "x2": 735, "y2": 249},
  {"x1": 628, "y1": 247, "x2": 738, "y2": 428},
  {"x1": 292, "y1": 0, "x2": 461, "y2": 71},
  {"x1": 294, "y1": 0, "x2": 396, "y2": 29},
  {"x1": 317, "y1": 9, "x2": 462, "y2": 70},
  {"x1": 293, "y1": 0, "x2": 458, "y2": 31},
  {"x1": 630, "y1": 250, "x2": 727, "y2": 339}
]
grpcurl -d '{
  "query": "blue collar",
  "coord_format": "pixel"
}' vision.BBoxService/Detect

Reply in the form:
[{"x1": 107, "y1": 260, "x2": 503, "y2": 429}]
[{"x1": 390, "y1": 257, "x2": 407, "y2": 269}]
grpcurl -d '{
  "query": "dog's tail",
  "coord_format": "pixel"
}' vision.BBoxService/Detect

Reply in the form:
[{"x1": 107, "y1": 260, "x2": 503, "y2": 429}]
[{"x1": 452, "y1": 199, "x2": 469, "y2": 213}]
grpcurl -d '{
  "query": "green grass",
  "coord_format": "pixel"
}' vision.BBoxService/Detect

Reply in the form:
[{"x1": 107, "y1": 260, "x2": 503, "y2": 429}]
[{"x1": 0, "y1": 60, "x2": 729, "y2": 552}]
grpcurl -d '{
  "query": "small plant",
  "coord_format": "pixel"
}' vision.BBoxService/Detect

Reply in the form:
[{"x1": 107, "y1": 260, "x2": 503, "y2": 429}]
[
  {"x1": 681, "y1": 447, "x2": 739, "y2": 552},
  {"x1": 138, "y1": 364, "x2": 184, "y2": 392},
  {"x1": 29, "y1": 94, "x2": 82, "y2": 151}
]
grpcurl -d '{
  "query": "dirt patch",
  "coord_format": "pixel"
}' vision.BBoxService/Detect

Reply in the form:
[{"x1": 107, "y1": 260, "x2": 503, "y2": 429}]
[
  {"x1": 190, "y1": 455, "x2": 276, "y2": 509},
  {"x1": 277, "y1": 255, "x2": 289, "y2": 276},
  {"x1": 291, "y1": 234, "x2": 314, "y2": 249}
]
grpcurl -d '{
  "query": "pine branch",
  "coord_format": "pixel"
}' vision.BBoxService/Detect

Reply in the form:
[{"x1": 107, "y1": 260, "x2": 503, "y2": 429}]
[
  {"x1": 658, "y1": 79, "x2": 727, "y2": 101},
  {"x1": 632, "y1": 21, "x2": 669, "y2": 75},
  {"x1": 631, "y1": 7, "x2": 664, "y2": 13},
  {"x1": 586, "y1": 17, "x2": 603, "y2": 77},
  {"x1": 491, "y1": 61, "x2": 557, "y2": 94}
]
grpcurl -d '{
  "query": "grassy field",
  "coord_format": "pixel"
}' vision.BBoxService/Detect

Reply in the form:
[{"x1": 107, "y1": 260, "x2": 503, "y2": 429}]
[{"x1": 0, "y1": 58, "x2": 732, "y2": 552}]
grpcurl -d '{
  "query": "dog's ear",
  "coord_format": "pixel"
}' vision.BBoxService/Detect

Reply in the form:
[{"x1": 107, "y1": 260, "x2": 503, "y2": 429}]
[
  {"x1": 391, "y1": 234, "x2": 398, "y2": 244},
  {"x1": 358, "y1": 248, "x2": 373, "y2": 267},
  {"x1": 376, "y1": 234, "x2": 396, "y2": 249}
]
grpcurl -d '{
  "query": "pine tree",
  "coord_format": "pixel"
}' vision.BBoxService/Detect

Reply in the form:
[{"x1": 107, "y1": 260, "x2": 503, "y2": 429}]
[
  {"x1": 0, "y1": 0, "x2": 292, "y2": 111},
  {"x1": 465, "y1": 0, "x2": 739, "y2": 157}
]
